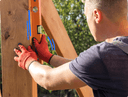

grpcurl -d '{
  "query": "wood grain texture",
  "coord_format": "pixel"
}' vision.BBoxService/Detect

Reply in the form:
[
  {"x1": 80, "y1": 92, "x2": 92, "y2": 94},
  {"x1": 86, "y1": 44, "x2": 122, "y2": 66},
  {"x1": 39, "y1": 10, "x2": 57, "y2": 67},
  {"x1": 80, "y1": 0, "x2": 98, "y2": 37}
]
[
  {"x1": 41, "y1": 0, "x2": 94, "y2": 97},
  {"x1": 1, "y1": 0, "x2": 37, "y2": 97}
]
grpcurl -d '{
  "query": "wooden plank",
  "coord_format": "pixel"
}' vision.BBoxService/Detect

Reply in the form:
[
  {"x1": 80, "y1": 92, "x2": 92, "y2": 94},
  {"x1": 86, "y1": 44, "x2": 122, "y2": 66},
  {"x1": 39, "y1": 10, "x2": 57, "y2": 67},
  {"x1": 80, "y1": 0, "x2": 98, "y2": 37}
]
[
  {"x1": 1, "y1": 0, "x2": 37, "y2": 97},
  {"x1": 41, "y1": 0, "x2": 94, "y2": 97},
  {"x1": 0, "y1": 90, "x2": 2, "y2": 97}
]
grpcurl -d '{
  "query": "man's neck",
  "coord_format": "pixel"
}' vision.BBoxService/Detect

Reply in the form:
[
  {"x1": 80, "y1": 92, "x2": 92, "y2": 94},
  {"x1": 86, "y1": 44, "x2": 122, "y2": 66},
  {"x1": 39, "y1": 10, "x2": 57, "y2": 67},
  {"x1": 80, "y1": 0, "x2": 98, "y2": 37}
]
[
  {"x1": 105, "y1": 20, "x2": 128, "y2": 43},
  {"x1": 105, "y1": 36, "x2": 122, "y2": 43},
  {"x1": 105, "y1": 33, "x2": 128, "y2": 43}
]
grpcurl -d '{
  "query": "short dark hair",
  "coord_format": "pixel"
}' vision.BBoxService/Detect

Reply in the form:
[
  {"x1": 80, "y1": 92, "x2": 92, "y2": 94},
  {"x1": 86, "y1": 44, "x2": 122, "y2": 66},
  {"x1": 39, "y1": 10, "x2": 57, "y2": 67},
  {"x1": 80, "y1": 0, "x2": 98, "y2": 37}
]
[{"x1": 85, "y1": 0, "x2": 127, "y2": 22}]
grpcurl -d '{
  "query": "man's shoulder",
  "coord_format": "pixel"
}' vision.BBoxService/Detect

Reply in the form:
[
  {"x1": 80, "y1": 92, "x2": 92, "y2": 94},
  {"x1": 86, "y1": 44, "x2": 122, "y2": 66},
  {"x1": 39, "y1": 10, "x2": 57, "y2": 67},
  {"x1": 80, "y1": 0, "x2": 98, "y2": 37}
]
[
  {"x1": 91, "y1": 41, "x2": 121, "y2": 53},
  {"x1": 87, "y1": 41, "x2": 115, "y2": 53},
  {"x1": 94, "y1": 36, "x2": 128, "y2": 53}
]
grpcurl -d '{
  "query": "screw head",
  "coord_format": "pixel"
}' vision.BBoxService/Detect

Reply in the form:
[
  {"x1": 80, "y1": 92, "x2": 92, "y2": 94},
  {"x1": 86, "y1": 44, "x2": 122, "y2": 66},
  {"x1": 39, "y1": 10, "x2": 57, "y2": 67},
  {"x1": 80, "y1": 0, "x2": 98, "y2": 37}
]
[{"x1": 33, "y1": 6, "x2": 38, "y2": 13}]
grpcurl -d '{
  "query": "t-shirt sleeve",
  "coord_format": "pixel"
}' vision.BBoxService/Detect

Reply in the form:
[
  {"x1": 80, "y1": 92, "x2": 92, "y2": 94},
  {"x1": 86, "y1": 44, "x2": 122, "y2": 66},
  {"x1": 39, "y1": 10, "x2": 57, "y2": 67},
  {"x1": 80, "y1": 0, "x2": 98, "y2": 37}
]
[{"x1": 69, "y1": 44, "x2": 108, "y2": 90}]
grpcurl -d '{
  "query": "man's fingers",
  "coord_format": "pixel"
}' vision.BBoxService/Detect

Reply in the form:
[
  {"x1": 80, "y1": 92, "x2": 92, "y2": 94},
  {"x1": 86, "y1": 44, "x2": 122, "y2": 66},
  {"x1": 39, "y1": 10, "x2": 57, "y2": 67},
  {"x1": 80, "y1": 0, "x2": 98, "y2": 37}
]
[
  {"x1": 41, "y1": 34, "x2": 46, "y2": 43},
  {"x1": 40, "y1": 34, "x2": 48, "y2": 45},
  {"x1": 33, "y1": 37, "x2": 39, "y2": 47},
  {"x1": 18, "y1": 45, "x2": 27, "y2": 53},
  {"x1": 14, "y1": 48, "x2": 21, "y2": 56},
  {"x1": 27, "y1": 46, "x2": 33, "y2": 52},
  {"x1": 14, "y1": 56, "x2": 19, "y2": 62}
]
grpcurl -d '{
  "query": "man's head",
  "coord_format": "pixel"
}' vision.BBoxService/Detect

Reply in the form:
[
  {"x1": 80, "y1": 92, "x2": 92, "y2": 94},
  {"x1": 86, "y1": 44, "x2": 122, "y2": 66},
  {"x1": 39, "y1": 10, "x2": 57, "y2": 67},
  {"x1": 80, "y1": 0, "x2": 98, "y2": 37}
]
[
  {"x1": 83, "y1": 0, "x2": 128, "y2": 42},
  {"x1": 84, "y1": 0, "x2": 127, "y2": 22}
]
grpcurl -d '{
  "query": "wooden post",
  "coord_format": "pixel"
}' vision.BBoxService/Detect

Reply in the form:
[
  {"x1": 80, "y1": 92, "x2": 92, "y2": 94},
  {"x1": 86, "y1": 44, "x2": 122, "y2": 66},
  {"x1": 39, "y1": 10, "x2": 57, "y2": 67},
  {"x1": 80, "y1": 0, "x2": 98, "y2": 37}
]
[
  {"x1": 41, "y1": 0, "x2": 94, "y2": 97},
  {"x1": 1, "y1": 0, "x2": 37, "y2": 97}
]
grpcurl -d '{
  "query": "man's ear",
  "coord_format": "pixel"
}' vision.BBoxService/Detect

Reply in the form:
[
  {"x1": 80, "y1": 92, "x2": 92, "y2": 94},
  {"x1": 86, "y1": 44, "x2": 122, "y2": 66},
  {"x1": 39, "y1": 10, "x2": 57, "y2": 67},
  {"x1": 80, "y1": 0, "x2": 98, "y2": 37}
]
[
  {"x1": 82, "y1": 0, "x2": 85, "y2": 3},
  {"x1": 93, "y1": 9, "x2": 102, "y2": 23}
]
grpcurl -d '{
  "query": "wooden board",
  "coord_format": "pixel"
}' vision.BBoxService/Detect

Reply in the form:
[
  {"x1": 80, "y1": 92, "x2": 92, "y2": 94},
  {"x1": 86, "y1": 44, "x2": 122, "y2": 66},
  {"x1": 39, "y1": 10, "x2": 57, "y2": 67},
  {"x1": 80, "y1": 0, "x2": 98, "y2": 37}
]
[
  {"x1": 1, "y1": 0, "x2": 37, "y2": 97},
  {"x1": 41, "y1": 0, "x2": 94, "y2": 97}
]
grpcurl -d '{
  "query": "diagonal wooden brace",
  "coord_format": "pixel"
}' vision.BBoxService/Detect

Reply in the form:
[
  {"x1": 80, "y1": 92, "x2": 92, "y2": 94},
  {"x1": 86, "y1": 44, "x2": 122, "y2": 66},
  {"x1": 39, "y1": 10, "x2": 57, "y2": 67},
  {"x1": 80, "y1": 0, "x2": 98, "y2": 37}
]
[{"x1": 40, "y1": 0, "x2": 94, "y2": 97}]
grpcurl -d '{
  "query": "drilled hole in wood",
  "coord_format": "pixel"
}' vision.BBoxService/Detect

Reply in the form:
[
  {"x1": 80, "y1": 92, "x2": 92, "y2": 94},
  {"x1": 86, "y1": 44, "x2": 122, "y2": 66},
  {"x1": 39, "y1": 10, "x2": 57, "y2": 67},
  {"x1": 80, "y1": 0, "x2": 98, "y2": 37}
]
[
  {"x1": 8, "y1": 11, "x2": 12, "y2": 15},
  {"x1": 5, "y1": 31, "x2": 10, "y2": 40}
]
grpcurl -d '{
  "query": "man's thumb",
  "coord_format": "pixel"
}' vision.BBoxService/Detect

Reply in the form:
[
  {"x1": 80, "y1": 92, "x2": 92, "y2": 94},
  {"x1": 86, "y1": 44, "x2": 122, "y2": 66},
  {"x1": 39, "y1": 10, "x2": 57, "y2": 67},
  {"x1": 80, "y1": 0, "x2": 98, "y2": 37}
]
[{"x1": 14, "y1": 56, "x2": 19, "y2": 62}]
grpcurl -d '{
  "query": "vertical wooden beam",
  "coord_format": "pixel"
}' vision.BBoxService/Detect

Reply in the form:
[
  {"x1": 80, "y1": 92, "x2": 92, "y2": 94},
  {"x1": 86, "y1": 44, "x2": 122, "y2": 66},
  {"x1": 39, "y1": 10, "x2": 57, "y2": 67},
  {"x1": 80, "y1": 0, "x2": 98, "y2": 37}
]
[
  {"x1": 1, "y1": 0, "x2": 37, "y2": 97},
  {"x1": 41, "y1": 0, "x2": 94, "y2": 97}
]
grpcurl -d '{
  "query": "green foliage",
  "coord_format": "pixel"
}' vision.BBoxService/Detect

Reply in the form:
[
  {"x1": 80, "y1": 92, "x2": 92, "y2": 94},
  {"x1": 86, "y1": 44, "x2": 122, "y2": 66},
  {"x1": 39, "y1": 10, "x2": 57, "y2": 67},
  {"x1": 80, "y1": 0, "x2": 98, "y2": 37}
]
[{"x1": 53, "y1": 0, "x2": 98, "y2": 55}]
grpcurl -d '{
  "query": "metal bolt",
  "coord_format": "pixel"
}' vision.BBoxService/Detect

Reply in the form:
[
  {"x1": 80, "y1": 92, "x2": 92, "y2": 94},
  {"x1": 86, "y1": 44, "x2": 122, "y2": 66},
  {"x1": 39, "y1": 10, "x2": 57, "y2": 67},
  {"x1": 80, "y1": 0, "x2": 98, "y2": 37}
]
[{"x1": 33, "y1": 6, "x2": 38, "y2": 13}]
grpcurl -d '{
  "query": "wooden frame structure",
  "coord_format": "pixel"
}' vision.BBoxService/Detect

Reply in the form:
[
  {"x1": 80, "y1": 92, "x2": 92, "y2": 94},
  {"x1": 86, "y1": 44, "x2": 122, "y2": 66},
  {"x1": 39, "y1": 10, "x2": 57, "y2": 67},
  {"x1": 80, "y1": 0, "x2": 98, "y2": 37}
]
[{"x1": 1, "y1": 0, "x2": 93, "y2": 97}]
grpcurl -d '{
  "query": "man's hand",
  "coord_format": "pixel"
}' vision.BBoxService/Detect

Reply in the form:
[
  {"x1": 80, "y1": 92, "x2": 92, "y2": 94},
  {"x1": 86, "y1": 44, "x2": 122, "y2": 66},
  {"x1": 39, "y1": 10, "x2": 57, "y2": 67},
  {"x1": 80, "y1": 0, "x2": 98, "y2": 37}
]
[
  {"x1": 14, "y1": 44, "x2": 37, "y2": 70},
  {"x1": 32, "y1": 34, "x2": 53, "y2": 63}
]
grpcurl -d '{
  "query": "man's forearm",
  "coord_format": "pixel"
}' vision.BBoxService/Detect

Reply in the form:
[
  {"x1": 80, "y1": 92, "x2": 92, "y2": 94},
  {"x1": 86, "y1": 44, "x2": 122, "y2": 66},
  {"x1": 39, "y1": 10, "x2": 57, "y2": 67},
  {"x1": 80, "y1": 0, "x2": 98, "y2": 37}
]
[
  {"x1": 49, "y1": 55, "x2": 72, "y2": 67},
  {"x1": 28, "y1": 60, "x2": 86, "y2": 91},
  {"x1": 28, "y1": 55, "x2": 72, "y2": 87},
  {"x1": 28, "y1": 61, "x2": 52, "y2": 89}
]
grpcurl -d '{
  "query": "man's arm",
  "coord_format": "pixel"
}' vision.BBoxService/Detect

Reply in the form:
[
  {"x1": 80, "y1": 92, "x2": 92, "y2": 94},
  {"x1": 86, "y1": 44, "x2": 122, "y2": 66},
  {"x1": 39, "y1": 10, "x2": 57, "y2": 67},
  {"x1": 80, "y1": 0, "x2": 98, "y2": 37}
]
[
  {"x1": 28, "y1": 61, "x2": 86, "y2": 90},
  {"x1": 14, "y1": 37, "x2": 86, "y2": 90},
  {"x1": 49, "y1": 55, "x2": 72, "y2": 67},
  {"x1": 14, "y1": 44, "x2": 86, "y2": 90}
]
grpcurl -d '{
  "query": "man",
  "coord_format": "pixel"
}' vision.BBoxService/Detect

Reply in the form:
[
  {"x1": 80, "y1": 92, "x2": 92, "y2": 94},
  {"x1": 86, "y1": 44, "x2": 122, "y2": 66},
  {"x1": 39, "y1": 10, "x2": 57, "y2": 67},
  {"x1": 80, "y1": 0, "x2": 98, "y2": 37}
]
[{"x1": 14, "y1": 0, "x2": 128, "y2": 96}]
